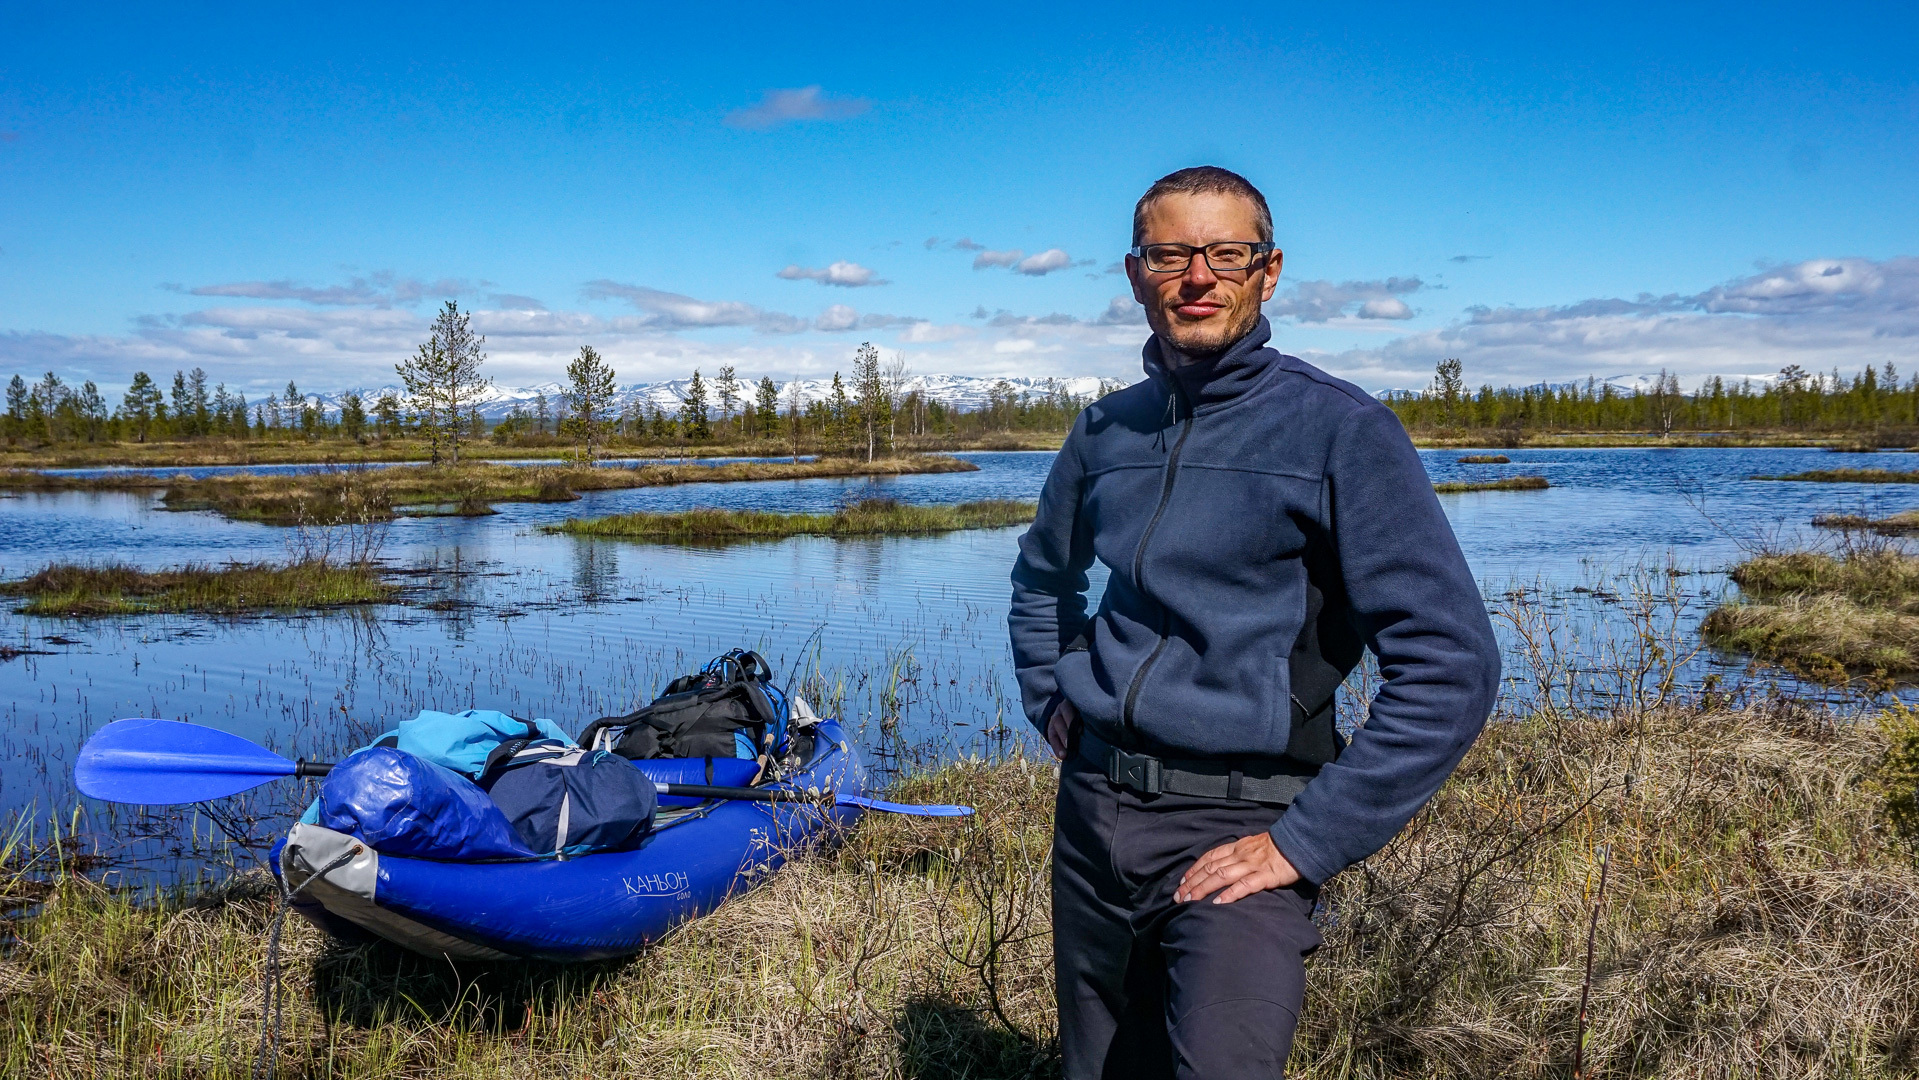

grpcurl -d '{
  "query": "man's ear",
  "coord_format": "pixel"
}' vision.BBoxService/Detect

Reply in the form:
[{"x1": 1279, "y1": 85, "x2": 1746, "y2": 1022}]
[
  {"x1": 1126, "y1": 253, "x2": 1151, "y2": 305},
  {"x1": 1258, "y1": 249, "x2": 1284, "y2": 303}
]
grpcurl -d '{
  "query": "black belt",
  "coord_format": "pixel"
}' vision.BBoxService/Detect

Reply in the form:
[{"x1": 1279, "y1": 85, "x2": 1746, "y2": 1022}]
[{"x1": 1077, "y1": 727, "x2": 1315, "y2": 807}]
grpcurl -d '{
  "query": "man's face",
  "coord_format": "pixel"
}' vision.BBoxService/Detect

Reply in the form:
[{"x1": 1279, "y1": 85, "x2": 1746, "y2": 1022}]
[{"x1": 1127, "y1": 191, "x2": 1283, "y2": 358}]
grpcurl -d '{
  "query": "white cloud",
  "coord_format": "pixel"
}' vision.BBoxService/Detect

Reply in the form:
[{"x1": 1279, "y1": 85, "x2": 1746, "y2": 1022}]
[
  {"x1": 724, "y1": 86, "x2": 870, "y2": 130},
  {"x1": 776, "y1": 260, "x2": 888, "y2": 287},
  {"x1": 175, "y1": 273, "x2": 468, "y2": 308},
  {"x1": 973, "y1": 249, "x2": 1023, "y2": 270},
  {"x1": 1015, "y1": 249, "x2": 1073, "y2": 276},
  {"x1": 816, "y1": 304, "x2": 861, "y2": 331},
  {"x1": 1096, "y1": 295, "x2": 1145, "y2": 325},
  {"x1": 1306, "y1": 256, "x2": 1919, "y2": 391},
  {"x1": 580, "y1": 280, "x2": 809, "y2": 334},
  {"x1": 1267, "y1": 278, "x2": 1423, "y2": 323}
]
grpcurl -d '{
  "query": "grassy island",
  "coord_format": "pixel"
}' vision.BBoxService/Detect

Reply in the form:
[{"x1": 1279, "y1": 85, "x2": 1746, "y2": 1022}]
[
  {"x1": 0, "y1": 455, "x2": 980, "y2": 525},
  {"x1": 1432, "y1": 475, "x2": 1550, "y2": 493},
  {"x1": 1455, "y1": 454, "x2": 1511, "y2": 463},
  {"x1": 7, "y1": 697, "x2": 1918, "y2": 1078},
  {"x1": 1813, "y1": 510, "x2": 1919, "y2": 536},
  {"x1": 1702, "y1": 548, "x2": 1919, "y2": 684},
  {"x1": 551, "y1": 498, "x2": 1036, "y2": 543},
  {"x1": 1751, "y1": 468, "x2": 1919, "y2": 484},
  {"x1": 0, "y1": 560, "x2": 396, "y2": 615}
]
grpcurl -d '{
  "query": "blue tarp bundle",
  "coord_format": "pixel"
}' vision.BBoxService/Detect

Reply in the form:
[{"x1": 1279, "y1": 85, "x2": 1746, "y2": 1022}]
[{"x1": 317, "y1": 746, "x2": 537, "y2": 861}]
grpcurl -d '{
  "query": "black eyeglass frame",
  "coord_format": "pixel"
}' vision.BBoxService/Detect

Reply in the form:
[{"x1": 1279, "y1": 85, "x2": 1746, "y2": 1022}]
[{"x1": 1128, "y1": 241, "x2": 1277, "y2": 273}]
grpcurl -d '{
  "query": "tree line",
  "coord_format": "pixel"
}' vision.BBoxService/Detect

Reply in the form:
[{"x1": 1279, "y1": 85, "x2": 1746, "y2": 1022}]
[
  {"x1": 1387, "y1": 359, "x2": 1919, "y2": 441},
  {"x1": 1, "y1": 300, "x2": 1118, "y2": 458}
]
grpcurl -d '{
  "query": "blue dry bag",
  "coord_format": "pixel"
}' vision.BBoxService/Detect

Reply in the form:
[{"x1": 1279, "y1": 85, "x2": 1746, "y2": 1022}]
[{"x1": 316, "y1": 746, "x2": 536, "y2": 861}]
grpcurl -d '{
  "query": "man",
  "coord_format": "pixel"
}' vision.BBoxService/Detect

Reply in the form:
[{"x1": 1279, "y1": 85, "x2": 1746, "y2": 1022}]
[{"x1": 1009, "y1": 166, "x2": 1500, "y2": 1078}]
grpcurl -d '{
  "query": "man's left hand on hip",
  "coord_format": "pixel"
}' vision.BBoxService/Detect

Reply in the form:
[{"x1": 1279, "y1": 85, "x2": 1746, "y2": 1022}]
[{"x1": 1175, "y1": 831, "x2": 1300, "y2": 904}]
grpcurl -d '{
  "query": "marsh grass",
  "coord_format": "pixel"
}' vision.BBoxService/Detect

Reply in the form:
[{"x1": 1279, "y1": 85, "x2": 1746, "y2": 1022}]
[
  {"x1": 1752, "y1": 468, "x2": 1919, "y2": 484},
  {"x1": 0, "y1": 456, "x2": 980, "y2": 525},
  {"x1": 1456, "y1": 454, "x2": 1512, "y2": 464},
  {"x1": 5, "y1": 696, "x2": 1918, "y2": 1078},
  {"x1": 550, "y1": 498, "x2": 1037, "y2": 544},
  {"x1": 0, "y1": 560, "x2": 398, "y2": 615},
  {"x1": 1814, "y1": 510, "x2": 1919, "y2": 536},
  {"x1": 1433, "y1": 475, "x2": 1550, "y2": 494},
  {"x1": 1702, "y1": 547, "x2": 1919, "y2": 684}
]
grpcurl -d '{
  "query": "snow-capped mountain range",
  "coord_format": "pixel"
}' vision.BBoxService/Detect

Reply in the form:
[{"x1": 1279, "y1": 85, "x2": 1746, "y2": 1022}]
[{"x1": 305, "y1": 374, "x2": 1122, "y2": 419}]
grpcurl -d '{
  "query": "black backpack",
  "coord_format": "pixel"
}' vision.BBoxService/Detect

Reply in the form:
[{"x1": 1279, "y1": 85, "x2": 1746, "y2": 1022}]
[{"x1": 578, "y1": 650, "x2": 784, "y2": 764}]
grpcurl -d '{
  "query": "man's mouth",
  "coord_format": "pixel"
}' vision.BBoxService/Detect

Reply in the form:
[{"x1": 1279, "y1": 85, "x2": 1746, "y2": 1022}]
[{"x1": 1174, "y1": 300, "x2": 1225, "y2": 318}]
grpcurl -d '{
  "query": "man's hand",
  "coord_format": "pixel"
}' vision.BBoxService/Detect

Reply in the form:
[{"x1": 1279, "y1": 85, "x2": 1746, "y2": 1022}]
[
  {"x1": 1175, "y1": 831, "x2": 1300, "y2": 905},
  {"x1": 1045, "y1": 699, "x2": 1079, "y2": 761}
]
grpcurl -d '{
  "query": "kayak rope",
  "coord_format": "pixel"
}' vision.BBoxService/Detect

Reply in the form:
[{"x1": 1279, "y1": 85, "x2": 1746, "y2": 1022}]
[{"x1": 252, "y1": 847, "x2": 356, "y2": 1080}]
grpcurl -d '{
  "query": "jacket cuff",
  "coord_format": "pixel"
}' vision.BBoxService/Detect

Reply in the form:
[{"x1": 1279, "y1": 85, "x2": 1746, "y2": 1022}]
[
  {"x1": 1032, "y1": 690, "x2": 1068, "y2": 734},
  {"x1": 1268, "y1": 816, "x2": 1339, "y2": 886}
]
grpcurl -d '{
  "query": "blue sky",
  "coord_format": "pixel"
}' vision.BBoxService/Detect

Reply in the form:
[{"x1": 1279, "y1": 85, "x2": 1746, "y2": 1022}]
[{"x1": 2, "y1": 2, "x2": 1916, "y2": 395}]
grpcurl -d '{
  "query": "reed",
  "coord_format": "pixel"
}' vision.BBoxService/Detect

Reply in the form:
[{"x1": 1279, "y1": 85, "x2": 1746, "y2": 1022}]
[
  {"x1": 550, "y1": 498, "x2": 1037, "y2": 543},
  {"x1": 1751, "y1": 468, "x2": 1919, "y2": 483},
  {"x1": 0, "y1": 560, "x2": 397, "y2": 615},
  {"x1": 1432, "y1": 475, "x2": 1550, "y2": 493}
]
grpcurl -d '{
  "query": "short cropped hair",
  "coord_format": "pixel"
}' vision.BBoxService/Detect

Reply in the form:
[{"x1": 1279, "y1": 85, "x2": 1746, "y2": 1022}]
[{"x1": 1132, "y1": 166, "x2": 1274, "y2": 247}]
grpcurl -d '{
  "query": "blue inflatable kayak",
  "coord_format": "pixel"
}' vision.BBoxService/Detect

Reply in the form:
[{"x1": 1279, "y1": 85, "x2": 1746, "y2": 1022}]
[{"x1": 272, "y1": 720, "x2": 865, "y2": 962}]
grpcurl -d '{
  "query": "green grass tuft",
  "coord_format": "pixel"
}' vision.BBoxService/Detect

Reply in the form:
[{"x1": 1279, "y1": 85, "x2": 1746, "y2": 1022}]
[
  {"x1": 0, "y1": 560, "x2": 397, "y2": 615},
  {"x1": 1751, "y1": 468, "x2": 1919, "y2": 483},
  {"x1": 548, "y1": 498, "x2": 1037, "y2": 543},
  {"x1": 1432, "y1": 474, "x2": 1550, "y2": 493}
]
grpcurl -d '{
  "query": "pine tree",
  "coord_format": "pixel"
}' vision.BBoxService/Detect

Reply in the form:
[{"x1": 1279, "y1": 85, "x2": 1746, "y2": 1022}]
[
  {"x1": 119, "y1": 373, "x2": 161, "y2": 443},
  {"x1": 852, "y1": 343, "x2": 887, "y2": 461},
  {"x1": 755, "y1": 377, "x2": 780, "y2": 441},
  {"x1": 188, "y1": 367, "x2": 210, "y2": 435},
  {"x1": 283, "y1": 381, "x2": 302, "y2": 432},
  {"x1": 340, "y1": 392, "x2": 367, "y2": 440},
  {"x1": 828, "y1": 372, "x2": 850, "y2": 447},
  {"x1": 716, "y1": 365, "x2": 740, "y2": 430},
  {"x1": 396, "y1": 300, "x2": 492, "y2": 464},
  {"x1": 680, "y1": 370, "x2": 711, "y2": 441},
  {"x1": 564, "y1": 345, "x2": 618, "y2": 459},
  {"x1": 4, "y1": 375, "x2": 25, "y2": 442}
]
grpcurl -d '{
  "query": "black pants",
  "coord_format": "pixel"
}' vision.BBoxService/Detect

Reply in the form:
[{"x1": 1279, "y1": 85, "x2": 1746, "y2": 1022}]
[{"x1": 1053, "y1": 749, "x2": 1322, "y2": 1079}]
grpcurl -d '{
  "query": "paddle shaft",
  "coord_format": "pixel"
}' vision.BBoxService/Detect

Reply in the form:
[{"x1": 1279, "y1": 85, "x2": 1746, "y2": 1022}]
[{"x1": 289, "y1": 759, "x2": 827, "y2": 804}]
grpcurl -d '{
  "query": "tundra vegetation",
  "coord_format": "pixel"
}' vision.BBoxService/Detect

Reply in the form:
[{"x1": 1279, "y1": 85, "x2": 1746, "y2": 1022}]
[
  {"x1": 1813, "y1": 509, "x2": 1919, "y2": 536},
  {"x1": 1455, "y1": 454, "x2": 1511, "y2": 463},
  {"x1": 0, "y1": 457, "x2": 981, "y2": 526},
  {"x1": 1751, "y1": 468, "x2": 1919, "y2": 484},
  {"x1": 1432, "y1": 475, "x2": 1551, "y2": 493},
  {"x1": 0, "y1": 561, "x2": 396, "y2": 616},
  {"x1": 1702, "y1": 539, "x2": 1919, "y2": 686},
  {"x1": 550, "y1": 498, "x2": 1037, "y2": 544},
  {"x1": 3, "y1": 574, "x2": 1917, "y2": 1078}
]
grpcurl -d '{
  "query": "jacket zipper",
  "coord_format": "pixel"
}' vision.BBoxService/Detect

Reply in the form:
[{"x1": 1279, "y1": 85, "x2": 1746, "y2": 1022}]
[{"x1": 1120, "y1": 386, "x2": 1193, "y2": 743}]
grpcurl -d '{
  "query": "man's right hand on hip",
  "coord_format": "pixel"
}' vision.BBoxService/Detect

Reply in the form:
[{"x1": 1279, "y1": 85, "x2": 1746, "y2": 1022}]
[{"x1": 1046, "y1": 699, "x2": 1079, "y2": 760}]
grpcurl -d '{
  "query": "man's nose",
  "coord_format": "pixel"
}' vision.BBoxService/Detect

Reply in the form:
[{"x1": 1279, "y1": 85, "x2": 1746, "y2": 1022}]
[{"x1": 1180, "y1": 251, "x2": 1218, "y2": 290}]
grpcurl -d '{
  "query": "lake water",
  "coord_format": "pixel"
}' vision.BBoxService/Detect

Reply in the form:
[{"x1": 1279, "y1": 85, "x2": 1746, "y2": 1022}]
[{"x1": 3, "y1": 446, "x2": 1915, "y2": 884}]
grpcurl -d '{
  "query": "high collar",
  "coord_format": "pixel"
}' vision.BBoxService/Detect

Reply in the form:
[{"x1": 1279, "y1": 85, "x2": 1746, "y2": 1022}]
[{"x1": 1142, "y1": 316, "x2": 1277, "y2": 413}]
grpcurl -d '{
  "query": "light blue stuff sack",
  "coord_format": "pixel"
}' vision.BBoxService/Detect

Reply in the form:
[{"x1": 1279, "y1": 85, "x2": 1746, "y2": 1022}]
[
  {"x1": 386, "y1": 709, "x2": 575, "y2": 776},
  {"x1": 316, "y1": 745, "x2": 536, "y2": 861},
  {"x1": 297, "y1": 708, "x2": 576, "y2": 827}
]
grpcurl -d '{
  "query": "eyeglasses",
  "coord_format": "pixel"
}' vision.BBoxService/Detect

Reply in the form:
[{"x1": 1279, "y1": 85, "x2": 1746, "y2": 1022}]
[{"x1": 1129, "y1": 241, "x2": 1276, "y2": 274}]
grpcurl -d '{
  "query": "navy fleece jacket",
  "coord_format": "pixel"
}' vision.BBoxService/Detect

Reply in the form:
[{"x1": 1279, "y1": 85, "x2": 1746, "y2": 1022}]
[{"x1": 1008, "y1": 318, "x2": 1500, "y2": 885}]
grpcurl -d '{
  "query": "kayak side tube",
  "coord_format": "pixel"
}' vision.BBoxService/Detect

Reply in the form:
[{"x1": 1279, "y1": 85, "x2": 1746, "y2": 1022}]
[{"x1": 277, "y1": 720, "x2": 866, "y2": 963}]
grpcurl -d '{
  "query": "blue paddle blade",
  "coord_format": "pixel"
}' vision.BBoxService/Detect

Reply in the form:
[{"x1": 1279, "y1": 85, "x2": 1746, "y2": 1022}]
[
  {"x1": 75, "y1": 718, "x2": 298, "y2": 805},
  {"x1": 836, "y1": 794, "x2": 974, "y2": 817}
]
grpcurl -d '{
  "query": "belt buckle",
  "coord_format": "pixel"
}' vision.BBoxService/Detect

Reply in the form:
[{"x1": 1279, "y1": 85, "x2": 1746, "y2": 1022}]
[{"x1": 1108, "y1": 750, "x2": 1162, "y2": 795}]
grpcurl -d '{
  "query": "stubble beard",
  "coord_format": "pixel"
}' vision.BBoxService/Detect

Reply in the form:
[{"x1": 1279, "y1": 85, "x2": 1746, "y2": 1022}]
[{"x1": 1152, "y1": 297, "x2": 1263, "y2": 364}]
